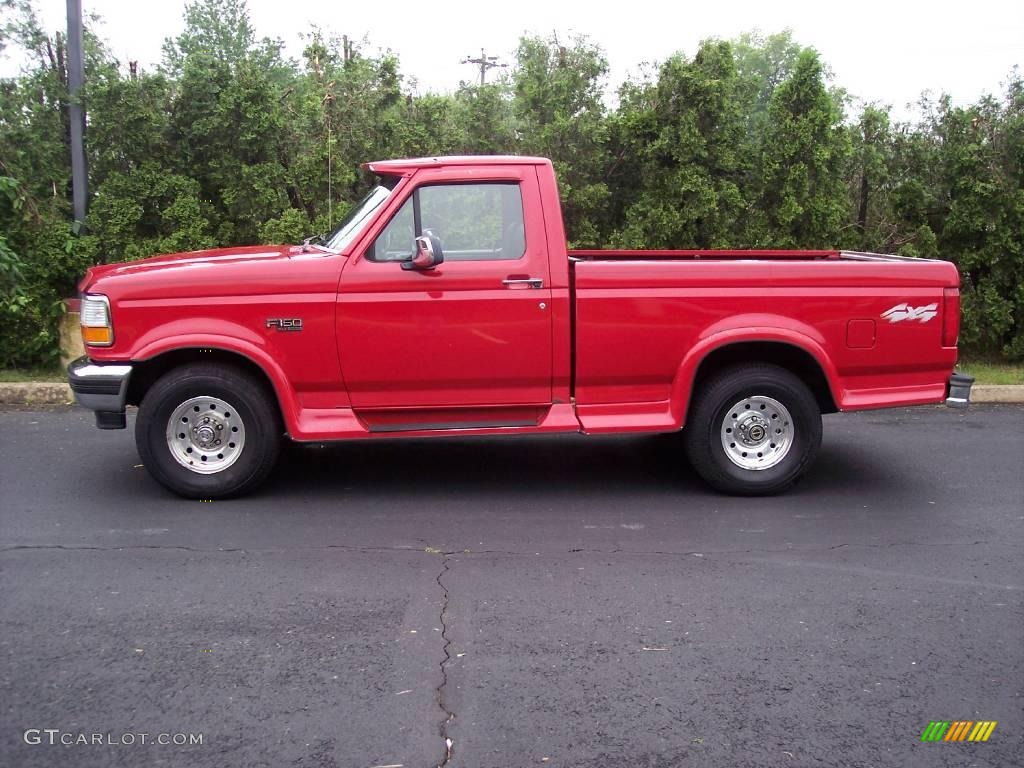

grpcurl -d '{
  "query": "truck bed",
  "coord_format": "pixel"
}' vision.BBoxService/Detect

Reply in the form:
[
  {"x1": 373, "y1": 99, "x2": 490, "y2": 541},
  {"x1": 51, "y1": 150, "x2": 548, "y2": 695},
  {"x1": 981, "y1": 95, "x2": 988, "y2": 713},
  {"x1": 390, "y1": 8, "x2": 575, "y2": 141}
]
[{"x1": 569, "y1": 248, "x2": 960, "y2": 432}]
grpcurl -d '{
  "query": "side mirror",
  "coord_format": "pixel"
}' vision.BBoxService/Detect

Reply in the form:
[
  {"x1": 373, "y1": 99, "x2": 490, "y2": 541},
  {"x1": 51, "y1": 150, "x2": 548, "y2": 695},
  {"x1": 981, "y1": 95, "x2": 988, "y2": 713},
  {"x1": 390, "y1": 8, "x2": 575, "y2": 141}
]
[{"x1": 402, "y1": 233, "x2": 444, "y2": 271}]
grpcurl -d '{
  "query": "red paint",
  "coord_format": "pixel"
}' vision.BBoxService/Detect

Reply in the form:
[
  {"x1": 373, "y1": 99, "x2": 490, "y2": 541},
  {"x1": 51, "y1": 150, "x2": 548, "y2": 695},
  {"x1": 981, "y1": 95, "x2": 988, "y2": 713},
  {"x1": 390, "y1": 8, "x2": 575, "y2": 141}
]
[{"x1": 81, "y1": 156, "x2": 962, "y2": 440}]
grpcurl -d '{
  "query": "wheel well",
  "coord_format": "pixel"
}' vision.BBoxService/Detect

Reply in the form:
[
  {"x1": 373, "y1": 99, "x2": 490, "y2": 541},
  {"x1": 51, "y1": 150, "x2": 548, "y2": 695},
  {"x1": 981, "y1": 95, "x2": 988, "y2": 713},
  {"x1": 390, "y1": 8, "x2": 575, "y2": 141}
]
[
  {"x1": 126, "y1": 348, "x2": 280, "y2": 411},
  {"x1": 689, "y1": 342, "x2": 838, "y2": 416}
]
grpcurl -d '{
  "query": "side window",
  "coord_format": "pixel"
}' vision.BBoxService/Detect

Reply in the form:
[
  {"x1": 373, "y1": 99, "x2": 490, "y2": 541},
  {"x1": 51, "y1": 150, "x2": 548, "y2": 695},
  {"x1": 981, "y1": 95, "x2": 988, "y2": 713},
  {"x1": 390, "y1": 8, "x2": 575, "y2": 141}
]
[
  {"x1": 367, "y1": 182, "x2": 525, "y2": 262},
  {"x1": 370, "y1": 196, "x2": 416, "y2": 262}
]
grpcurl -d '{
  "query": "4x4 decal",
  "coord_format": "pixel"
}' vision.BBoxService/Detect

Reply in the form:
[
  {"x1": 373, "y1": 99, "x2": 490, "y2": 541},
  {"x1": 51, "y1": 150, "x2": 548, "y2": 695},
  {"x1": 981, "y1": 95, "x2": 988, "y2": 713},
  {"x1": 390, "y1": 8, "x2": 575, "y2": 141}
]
[{"x1": 881, "y1": 303, "x2": 938, "y2": 323}]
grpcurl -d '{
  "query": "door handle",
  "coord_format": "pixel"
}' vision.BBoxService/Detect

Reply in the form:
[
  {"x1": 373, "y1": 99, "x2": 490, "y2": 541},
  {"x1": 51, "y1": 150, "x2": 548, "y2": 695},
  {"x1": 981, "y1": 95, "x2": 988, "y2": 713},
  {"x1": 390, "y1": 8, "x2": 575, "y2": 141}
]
[{"x1": 502, "y1": 278, "x2": 544, "y2": 289}]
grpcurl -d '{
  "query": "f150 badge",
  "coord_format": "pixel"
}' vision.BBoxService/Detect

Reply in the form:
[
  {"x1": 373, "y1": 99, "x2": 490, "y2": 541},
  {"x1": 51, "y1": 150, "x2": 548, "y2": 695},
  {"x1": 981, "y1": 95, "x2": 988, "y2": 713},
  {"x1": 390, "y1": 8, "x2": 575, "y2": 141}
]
[
  {"x1": 881, "y1": 303, "x2": 938, "y2": 323},
  {"x1": 266, "y1": 318, "x2": 303, "y2": 332}
]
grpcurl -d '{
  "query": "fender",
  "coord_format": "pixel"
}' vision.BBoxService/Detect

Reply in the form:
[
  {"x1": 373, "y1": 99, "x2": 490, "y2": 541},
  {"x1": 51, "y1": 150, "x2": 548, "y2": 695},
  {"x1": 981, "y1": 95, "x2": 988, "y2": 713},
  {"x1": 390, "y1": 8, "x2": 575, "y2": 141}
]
[
  {"x1": 669, "y1": 318, "x2": 844, "y2": 428},
  {"x1": 131, "y1": 327, "x2": 301, "y2": 436}
]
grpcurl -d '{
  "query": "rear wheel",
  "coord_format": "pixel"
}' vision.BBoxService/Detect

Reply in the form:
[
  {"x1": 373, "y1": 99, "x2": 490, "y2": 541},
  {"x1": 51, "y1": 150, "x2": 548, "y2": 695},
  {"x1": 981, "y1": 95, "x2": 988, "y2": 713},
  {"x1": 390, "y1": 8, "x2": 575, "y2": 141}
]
[
  {"x1": 684, "y1": 364, "x2": 821, "y2": 495},
  {"x1": 136, "y1": 364, "x2": 281, "y2": 498}
]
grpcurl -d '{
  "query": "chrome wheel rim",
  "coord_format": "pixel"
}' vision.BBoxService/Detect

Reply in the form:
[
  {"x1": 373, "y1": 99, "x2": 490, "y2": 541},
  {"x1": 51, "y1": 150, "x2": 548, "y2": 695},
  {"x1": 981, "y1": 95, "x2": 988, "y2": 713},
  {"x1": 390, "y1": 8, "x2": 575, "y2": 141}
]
[
  {"x1": 720, "y1": 395, "x2": 793, "y2": 471},
  {"x1": 166, "y1": 396, "x2": 245, "y2": 474}
]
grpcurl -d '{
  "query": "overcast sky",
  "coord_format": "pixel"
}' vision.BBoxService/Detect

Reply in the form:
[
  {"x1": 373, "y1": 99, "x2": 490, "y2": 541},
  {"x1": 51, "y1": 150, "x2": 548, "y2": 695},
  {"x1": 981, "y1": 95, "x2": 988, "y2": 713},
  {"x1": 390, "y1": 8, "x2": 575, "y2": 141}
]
[{"x1": 6, "y1": 0, "x2": 1023, "y2": 119}]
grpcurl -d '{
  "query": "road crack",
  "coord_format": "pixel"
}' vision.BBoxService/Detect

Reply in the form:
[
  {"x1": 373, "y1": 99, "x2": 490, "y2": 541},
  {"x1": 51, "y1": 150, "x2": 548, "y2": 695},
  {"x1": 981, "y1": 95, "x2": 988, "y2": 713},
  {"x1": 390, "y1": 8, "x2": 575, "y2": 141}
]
[{"x1": 435, "y1": 553, "x2": 455, "y2": 767}]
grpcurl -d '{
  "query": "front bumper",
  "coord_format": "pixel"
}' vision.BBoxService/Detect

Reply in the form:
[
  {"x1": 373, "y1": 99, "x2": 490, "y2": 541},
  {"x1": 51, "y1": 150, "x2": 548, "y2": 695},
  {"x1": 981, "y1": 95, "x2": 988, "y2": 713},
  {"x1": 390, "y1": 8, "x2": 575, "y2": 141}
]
[
  {"x1": 67, "y1": 356, "x2": 133, "y2": 429},
  {"x1": 945, "y1": 371, "x2": 975, "y2": 409}
]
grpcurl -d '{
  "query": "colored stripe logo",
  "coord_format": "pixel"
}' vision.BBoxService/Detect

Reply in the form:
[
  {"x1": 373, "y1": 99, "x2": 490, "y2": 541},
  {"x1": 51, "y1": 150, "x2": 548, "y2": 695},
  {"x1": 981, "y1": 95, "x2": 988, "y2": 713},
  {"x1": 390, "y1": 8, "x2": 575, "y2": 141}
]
[{"x1": 921, "y1": 721, "x2": 997, "y2": 742}]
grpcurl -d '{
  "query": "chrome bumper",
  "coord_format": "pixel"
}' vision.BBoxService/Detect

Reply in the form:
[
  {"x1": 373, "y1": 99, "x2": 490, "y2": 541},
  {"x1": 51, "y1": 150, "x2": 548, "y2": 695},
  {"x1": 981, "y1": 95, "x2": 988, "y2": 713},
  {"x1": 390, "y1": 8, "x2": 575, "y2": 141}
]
[
  {"x1": 945, "y1": 372, "x2": 975, "y2": 409},
  {"x1": 67, "y1": 356, "x2": 133, "y2": 429}
]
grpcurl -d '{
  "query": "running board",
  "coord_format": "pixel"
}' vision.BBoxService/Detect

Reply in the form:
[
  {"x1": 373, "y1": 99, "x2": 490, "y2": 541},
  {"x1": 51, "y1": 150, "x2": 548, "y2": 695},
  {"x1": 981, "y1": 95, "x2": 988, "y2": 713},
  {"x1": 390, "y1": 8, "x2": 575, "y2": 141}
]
[
  {"x1": 290, "y1": 403, "x2": 581, "y2": 441},
  {"x1": 368, "y1": 418, "x2": 538, "y2": 433}
]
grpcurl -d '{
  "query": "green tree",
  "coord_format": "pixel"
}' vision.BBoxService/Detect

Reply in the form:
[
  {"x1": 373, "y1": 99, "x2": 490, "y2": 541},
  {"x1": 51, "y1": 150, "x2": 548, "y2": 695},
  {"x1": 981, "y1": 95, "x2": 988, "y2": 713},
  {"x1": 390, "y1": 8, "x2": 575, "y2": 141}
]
[
  {"x1": 454, "y1": 82, "x2": 515, "y2": 155},
  {"x1": 756, "y1": 49, "x2": 851, "y2": 247},
  {"x1": 932, "y1": 84, "x2": 1024, "y2": 357},
  {"x1": 160, "y1": 0, "x2": 258, "y2": 76},
  {"x1": 848, "y1": 104, "x2": 893, "y2": 250},
  {"x1": 0, "y1": 1, "x2": 104, "y2": 365},
  {"x1": 512, "y1": 35, "x2": 610, "y2": 246},
  {"x1": 277, "y1": 31, "x2": 412, "y2": 237},
  {"x1": 163, "y1": 0, "x2": 293, "y2": 244},
  {"x1": 611, "y1": 41, "x2": 747, "y2": 248},
  {"x1": 732, "y1": 30, "x2": 805, "y2": 132}
]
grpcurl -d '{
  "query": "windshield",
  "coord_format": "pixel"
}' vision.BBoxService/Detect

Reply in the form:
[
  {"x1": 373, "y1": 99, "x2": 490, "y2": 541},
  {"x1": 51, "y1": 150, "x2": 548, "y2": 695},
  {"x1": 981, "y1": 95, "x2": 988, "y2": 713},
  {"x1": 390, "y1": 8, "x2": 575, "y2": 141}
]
[{"x1": 324, "y1": 179, "x2": 397, "y2": 251}]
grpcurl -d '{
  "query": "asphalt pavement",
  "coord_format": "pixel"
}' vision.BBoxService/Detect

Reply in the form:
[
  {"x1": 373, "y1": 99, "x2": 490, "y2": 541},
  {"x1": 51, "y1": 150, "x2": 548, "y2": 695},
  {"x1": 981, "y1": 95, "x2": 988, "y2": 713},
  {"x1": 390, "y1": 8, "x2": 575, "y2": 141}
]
[{"x1": 1, "y1": 404, "x2": 1021, "y2": 768}]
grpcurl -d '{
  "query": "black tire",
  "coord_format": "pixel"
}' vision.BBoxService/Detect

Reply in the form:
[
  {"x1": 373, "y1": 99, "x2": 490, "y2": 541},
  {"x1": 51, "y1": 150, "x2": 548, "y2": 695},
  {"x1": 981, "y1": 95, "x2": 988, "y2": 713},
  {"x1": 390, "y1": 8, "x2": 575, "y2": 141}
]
[
  {"x1": 684, "y1": 364, "x2": 822, "y2": 495},
  {"x1": 135, "y1": 363, "x2": 281, "y2": 498}
]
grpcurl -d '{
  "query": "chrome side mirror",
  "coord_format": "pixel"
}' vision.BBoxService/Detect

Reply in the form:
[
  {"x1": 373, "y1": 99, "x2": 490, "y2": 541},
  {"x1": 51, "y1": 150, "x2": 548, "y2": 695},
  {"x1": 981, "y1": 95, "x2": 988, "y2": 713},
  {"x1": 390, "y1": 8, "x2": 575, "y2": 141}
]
[{"x1": 402, "y1": 233, "x2": 444, "y2": 271}]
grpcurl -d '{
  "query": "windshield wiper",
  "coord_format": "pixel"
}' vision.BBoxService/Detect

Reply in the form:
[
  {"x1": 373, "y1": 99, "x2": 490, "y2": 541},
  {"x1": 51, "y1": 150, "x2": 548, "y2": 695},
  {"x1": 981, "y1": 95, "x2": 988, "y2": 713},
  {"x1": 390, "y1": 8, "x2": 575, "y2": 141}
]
[{"x1": 301, "y1": 234, "x2": 326, "y2": 253}]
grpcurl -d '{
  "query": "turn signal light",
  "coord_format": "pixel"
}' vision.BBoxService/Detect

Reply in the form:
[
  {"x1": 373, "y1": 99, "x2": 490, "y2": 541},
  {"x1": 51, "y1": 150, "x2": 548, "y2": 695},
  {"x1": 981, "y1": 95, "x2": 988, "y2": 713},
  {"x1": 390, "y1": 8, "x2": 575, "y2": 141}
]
[{"x1": 82, "y1": 325, "x2": 112, "y2": 345}]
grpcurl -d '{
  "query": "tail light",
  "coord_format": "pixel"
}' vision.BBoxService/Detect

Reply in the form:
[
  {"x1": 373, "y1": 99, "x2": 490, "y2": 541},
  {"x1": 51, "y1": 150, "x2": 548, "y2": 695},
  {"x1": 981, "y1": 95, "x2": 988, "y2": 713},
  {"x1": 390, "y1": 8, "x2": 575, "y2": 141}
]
[{"x1": 942, "y1": 287, "x2": 960, "y2": 347}]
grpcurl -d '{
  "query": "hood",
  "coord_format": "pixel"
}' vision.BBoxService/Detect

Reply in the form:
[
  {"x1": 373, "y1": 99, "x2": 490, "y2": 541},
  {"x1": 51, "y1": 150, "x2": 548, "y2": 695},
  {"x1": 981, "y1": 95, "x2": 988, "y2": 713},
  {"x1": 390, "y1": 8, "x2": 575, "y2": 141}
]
[
  {"x1": 81, "y1": 244, "x2": 297, "y2": 288},
  {"x1": 79, "y1": 243, "x2": 341, "y2": 302}
]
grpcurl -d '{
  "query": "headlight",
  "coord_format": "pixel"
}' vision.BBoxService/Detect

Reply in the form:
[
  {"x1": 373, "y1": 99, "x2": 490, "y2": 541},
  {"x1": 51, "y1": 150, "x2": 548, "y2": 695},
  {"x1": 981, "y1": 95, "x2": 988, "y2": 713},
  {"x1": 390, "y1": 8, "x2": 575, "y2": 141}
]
[{"x1": 80, "y1": 294, "x2": 113, "y2": 346}]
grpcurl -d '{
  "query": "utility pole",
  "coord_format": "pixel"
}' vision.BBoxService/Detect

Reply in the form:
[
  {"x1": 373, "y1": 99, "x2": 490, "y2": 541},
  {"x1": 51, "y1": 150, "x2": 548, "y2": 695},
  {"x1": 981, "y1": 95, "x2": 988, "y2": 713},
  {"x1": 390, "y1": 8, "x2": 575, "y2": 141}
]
[
  {"x1": 461, "y1": 48, "x2": 506, "y2": 86},
  {"x1": 66, "y1": 0, "x2": 87, "y2": 231}
]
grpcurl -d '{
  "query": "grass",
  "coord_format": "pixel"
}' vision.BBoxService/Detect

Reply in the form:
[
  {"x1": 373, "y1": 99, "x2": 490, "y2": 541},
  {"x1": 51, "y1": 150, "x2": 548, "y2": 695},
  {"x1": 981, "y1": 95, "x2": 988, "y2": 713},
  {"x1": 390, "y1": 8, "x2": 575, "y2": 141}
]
[
  {"x1": 958, "y1": 358, "x2": 1024, "y2": 385},
  {"x1": 0, "y1": 366, "x2": 64, "y2": 383}
]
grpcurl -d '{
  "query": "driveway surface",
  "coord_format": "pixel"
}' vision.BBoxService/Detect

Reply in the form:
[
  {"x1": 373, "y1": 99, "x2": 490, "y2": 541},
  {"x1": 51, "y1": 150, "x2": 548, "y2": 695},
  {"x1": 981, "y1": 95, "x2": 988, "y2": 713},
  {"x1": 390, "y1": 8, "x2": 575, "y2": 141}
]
[{"x1": 1, "y1": 405, "x2": 1021, "y2": 767}]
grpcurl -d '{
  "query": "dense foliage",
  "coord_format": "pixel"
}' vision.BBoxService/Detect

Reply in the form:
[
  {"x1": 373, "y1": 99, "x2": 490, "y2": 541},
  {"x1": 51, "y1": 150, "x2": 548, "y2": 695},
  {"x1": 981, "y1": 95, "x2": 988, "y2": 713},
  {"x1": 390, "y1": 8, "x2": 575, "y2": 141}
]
[{"x1": 1, "y1": 0, "x2": 1021, "y2": 366}]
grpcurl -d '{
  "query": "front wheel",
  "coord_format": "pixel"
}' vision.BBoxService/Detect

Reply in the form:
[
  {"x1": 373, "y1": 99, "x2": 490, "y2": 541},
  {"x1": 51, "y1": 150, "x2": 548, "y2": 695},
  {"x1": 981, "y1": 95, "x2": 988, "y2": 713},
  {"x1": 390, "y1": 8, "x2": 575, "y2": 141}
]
[
  {"x1": 136, "y1": 364, "x2": 281, "y2": 498},
  {"x1": 684, "y1": 364, "x2": 822, "y2": 495}
]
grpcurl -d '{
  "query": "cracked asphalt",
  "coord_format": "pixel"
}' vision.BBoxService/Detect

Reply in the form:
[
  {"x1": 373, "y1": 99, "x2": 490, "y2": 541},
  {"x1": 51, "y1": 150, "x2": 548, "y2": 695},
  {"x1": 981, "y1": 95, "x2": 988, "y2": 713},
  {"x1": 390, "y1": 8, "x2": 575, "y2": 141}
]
[{"x1": 1, "y1": 404, "x2": 1022, "y2": 768}]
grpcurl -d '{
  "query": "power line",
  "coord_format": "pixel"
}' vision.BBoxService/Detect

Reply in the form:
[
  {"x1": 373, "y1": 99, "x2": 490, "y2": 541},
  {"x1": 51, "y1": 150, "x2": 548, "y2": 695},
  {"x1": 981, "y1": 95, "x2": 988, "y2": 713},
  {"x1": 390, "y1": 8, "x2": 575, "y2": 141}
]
[{"x1": 461, "y1": 48, "x2": 507, "y2": 86}]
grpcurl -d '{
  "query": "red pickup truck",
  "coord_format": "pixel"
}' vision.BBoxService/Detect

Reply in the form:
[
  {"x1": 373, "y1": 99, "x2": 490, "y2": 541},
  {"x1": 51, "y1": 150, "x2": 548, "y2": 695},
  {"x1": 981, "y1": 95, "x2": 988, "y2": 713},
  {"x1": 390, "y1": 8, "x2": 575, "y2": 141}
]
[{"x1": 69, "y1": 155, "x2": 973, "y2": 498}]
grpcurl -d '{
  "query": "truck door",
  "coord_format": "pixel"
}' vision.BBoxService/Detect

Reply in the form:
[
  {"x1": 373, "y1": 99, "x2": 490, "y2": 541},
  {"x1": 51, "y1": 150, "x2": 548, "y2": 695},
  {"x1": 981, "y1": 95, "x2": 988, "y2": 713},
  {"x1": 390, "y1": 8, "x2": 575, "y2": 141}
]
[{"x1": 336, "y1": 167, "x2": 553, "y2": 416}]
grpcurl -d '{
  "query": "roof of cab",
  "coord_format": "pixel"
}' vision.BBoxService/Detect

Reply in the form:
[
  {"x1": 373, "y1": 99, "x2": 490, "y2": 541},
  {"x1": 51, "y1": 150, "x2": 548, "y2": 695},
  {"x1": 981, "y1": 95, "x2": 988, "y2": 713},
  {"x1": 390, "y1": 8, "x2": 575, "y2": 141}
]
[{"x1": 364, "y1": 155, "x2": 551, "y2": 175}]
